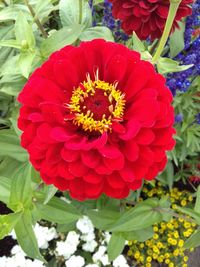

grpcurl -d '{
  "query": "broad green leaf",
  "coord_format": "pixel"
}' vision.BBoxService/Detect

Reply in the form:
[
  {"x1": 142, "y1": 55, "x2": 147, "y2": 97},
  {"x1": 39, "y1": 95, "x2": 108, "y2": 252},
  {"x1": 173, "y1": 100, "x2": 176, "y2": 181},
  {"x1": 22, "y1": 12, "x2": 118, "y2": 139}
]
[
  {"x1": 107, "y1": 233, "x2": 125, "y2": 261},
  {"x1": 34, "y1": 0, "x2": 56, "y2": 21},
  {"x1": 59, "y1": 0, "x2": 92, "y2": 28},
  {"x1": 43, "y1": 185, "x2": 58, "y2": 205},
  {"x1": 0, "y1": 129, "x2": 28, "y2": 161},
  {"x1": 40, "y1": 25, "x2": 83, "y2": 58},
  {"x1": 0, "y1": 5, "x2": 30, "y2": 22},
  {"x1": 9, "y1": 163, "x2": 32, "y2": 211},
  {"x1": 0, "y1": 40, "x2": 21, "y2": 49},
  {"x1": 0, "y1": 176, "x2": 11, "y2": 204},
  {"x1": 194, "y1": 186, "x2": 200, "y2": 214},
  {"x1": 15, "y1": 12, "x2": 35, "y2": 48},
  {"x1": 87, "y1": 210, "x2": 120, "y2": 230},
  {"x1": 0, "y1": 212, "x2": 22, "y2": 240},
  {"x1": 79, "y1": 26, "x2": 114, "y2": 41},
  {"x1": 14, "y1": 210, "x2": 45, "y2": 262},
  {"x1": 108, "y1": 199, "x2": 162, "y2": 232},
  {"x1": 122, "y1": 227, "x2": 154, "y2": 242},
  {"x1": 57, "y1": 221, "x2": 76, "y2": 233},
  {"x1": 184, "y1": 228, "x2": 200, "y2": 249},
  {"x1": 157, "y1": 57, "x2": 193, "y2": 74},
  {"x1": 18, "y1": 51, "x2": 36, "y2": 78},
  {"x1": 35, "y1": 197, "x2": 81, "y2": 224},
  {"x1": 170, "y1": 21, "x2": 185, "y2": 58}
]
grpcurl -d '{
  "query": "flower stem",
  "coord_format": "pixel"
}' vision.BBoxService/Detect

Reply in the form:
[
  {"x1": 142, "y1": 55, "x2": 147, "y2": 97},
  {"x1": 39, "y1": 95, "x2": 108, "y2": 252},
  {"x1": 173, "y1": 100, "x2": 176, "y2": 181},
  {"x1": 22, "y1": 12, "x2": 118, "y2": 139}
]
[
  {"x1": 24, "y1": 0, "x2": 48, "y2": 39},
  {"x1": 79, "y1": 0, "x2": 83, "y2": 24},
  {"x1": 152, "y1": 0, "x2": 182, "y2": 63}
]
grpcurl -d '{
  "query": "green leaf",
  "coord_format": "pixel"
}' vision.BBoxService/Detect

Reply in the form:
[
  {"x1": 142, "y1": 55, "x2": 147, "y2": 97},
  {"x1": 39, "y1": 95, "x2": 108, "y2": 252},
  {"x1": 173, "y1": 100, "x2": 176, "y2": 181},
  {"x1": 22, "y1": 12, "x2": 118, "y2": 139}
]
[
  {"x1": 15, "y1": 12, "x2": 35, "y2": 48},
  {"x1": 122, "y1": 227, "x2": 154, "y2": 242},
  {"x1": 86, "y1": 209, "x2": 120, "y2": 230},
  {"x1": 9, "y1": 163, "x2": 32, "y2": 211},
  {"x1": 18, "y1": 51, "x2": 36, "y2": 78},
  {"x1": 184, "y1": 228, "x2": 200, "y2": 249},
  {"x1": 40, "y1": 25, "x2": 83, "y2": 58},
  {"x1": 79, "y1": 26, "x2": 114, "y2": 41},
  {"x1": 0, "y1": 176, "x2": 11, "y2": 204},
  {"x1": 0, "y1": 212, "x2": 22, "y2": 240},
  {"x1": 157, "y1": 57, "x2": 193, "y2": 74},
  {"x1": 108, "y1": 199, "x2": 162, "y2": 232},
  {"x1": 43, "y1": 185, "x2": 58, "y2": 205},
  {"x1": 35, "y1": 197, "x2": 81, "y2": 224},
  {"x1": 14, "y1": 210, "x2": 45, "y2": 262},
  {"x1": 0, "y1": 39, "x2": 21, "y2": 49},
  {"x1": 59, "y1": 0, "x2": 92, "y2": 28},
  {"x1": 107, "y1": 232, "x2": 125, "y2": 261},
  {"x1": 132, "y1": 31, "x2": 146, "y2": 53},
  {"x1": 194, "y1": 186, "x2": 200, "y2": 214},
  {"x1": 0, "y1": 5, "x2": 30, "y2": 22},
  {"x1": 0, "y1": 129, "x2": 28, "y2": 161},
  {"x1": 176, "y1": 207, "x2": 200, "y2": 225},
  {"x1": 169, "y1": 21, "x2": 185, "y2": 58}
]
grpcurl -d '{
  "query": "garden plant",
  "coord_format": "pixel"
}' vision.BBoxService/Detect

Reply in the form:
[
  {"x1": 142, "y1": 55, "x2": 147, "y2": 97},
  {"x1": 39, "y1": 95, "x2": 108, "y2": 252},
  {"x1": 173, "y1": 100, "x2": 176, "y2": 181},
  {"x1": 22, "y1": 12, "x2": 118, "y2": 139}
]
[{"x1": 0, "y1": 0, "x2": 200, "y2": 266}]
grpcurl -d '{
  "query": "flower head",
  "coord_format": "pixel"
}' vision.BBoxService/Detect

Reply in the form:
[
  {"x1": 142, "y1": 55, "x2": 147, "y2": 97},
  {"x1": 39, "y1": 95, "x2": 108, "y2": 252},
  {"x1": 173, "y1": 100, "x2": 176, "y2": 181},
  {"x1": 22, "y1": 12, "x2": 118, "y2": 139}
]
[
  {"x1": 108, "y1": 0, "x2": 194, "y2": 40},
  {"x1": 18, "y1": 39, "x2": 175, "y2": 200}
]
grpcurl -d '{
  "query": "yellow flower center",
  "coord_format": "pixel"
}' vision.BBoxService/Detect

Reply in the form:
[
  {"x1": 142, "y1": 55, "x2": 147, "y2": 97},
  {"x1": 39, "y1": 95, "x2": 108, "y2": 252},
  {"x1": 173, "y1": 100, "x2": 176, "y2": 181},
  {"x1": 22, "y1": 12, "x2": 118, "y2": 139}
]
[{"x1": 68, "y1": 74, "x2": 125, "y2": 134}]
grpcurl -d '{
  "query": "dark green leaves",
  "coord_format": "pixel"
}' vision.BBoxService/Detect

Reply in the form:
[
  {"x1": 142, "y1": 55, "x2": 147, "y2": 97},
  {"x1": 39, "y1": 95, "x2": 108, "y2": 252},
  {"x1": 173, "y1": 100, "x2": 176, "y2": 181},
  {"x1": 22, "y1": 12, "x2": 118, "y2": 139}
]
[{"x1": 0, "y1": 176, "x2": 11, "y2": 204}]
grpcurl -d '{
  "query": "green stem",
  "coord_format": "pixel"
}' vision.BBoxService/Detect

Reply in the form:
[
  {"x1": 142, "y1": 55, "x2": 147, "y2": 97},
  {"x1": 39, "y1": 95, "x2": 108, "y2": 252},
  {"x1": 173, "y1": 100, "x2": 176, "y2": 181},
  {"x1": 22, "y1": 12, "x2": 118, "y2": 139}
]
[
  {"x1": 152, "y1": 0, "x2": 182, "y2": 63},
  {"x1": 24, "y1": 0, "x2": 48, "y2": 38},
  {"x1": 79, "y1": 0, "x2": 83, "y2": 24}
]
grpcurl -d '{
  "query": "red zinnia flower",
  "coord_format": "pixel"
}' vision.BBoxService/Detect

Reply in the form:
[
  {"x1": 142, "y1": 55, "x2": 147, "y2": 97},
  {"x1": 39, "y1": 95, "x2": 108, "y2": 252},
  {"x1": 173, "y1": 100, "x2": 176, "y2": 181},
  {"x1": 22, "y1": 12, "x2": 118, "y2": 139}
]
[
  {"x1": 18, "y1": 39, "x2": 175, "y2": 200},
  {"x1": 108, "y1": 0, "x2": 194, "y2": 40}
]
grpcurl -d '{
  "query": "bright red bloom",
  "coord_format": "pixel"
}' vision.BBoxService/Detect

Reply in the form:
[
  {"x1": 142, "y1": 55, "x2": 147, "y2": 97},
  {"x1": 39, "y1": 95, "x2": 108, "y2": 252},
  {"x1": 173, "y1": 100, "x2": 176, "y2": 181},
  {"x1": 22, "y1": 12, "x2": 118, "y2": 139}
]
[
  {"x1": 18, "y1": 39, "x2": 175, "y2": 200},
  {"x1": 108, "y1": 0, "x2": 194, "y2": 40}
]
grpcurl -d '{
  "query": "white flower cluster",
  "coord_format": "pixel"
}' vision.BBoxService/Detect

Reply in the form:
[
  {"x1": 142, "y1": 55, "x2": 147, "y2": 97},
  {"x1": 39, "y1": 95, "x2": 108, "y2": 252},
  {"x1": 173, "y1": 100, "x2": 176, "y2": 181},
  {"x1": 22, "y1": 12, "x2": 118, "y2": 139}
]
[
  {"x1": 0, "y1": 245, "x2": 44, "y2": 267},
  {"x1": 3, "y1": 216, "x2": 129, "y2": 267}
]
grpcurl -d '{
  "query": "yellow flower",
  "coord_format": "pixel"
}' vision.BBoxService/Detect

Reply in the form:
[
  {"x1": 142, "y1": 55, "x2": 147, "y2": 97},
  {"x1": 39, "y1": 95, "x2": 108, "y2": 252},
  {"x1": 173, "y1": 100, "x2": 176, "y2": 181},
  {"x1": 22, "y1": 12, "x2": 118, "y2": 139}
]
[
  {"x1": 188, "y1": 195, "x2": 193, "y2": 201},
  {"x1": 158, "y1": 256, "x2": 164, "y2": 263},
  {"x1": 153, "y1": 233, "x2": 159, "y2": 240},
  {"x1": 181, "y1": 199, "x2": 187, "y2": 206},
  {"x1": 153, "y1": 246, "x2": 160, "y2": 254},
  {"x1": 164, "y1": 253, "x2": 170, "y2": 259},
  {"x1": 134, "y1": 252, "x2": 140, "y2": 259},
  {"x1": 147, "y1": 256, "x2": 152, "y2": 263},
  {"x1": 183, "y1": 264, "x2": 188, "y2": 267},
  {"x1": 184, "y1": 222, "x2": 191, "y2": 228},
  {"x1": 146, "y1": 263, "x2": 151, "y2": 267},
  {"x1": 127, "y1": 250, "x2": 132, "y2": 256},
  {"x1": 153, "y1": 226, "x2": 158, "y2": 232},
  {"x1": 152, "y1": 253, "x2": 158, "y2": 259},
  {"x1": 140, "y1": 243, "x2": 144, "y2": 249},
  {"x1": 173, "y1": 249, "x2": 180, "y2": 256},
  {"x1": 165, "y1": 259, "x2": 170, "y2": 264},
  {"x1": 157, "y1": 242, "x2": 163, "y2": 249},
  {"x1": 174, "y1": 231, "x2": 179, "y2": 238},
  {"x1": 169, "y1": 263, "x2": 174, "y2": 267},
  {"x1": 184, "y1": 256, "x2": 189, "y2": 262},
  {"x1": 178, "y1": 240, "x2": 184, "y2": 248}
]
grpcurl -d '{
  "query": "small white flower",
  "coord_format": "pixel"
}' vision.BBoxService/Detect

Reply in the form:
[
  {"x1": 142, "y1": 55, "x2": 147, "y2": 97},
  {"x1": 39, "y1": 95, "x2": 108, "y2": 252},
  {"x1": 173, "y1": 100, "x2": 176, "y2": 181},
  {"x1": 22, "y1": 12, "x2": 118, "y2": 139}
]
[
  {"x1": 113, "y1": 255, "x2": 129, "y2": 267},
  {"x1": 92, "y1": 246, "x2": 107, "y2": 263},
  {"x1": 100, "y1": 254, "x2": 110, "y2": 266},
  {"x1": 0, "y1": 256, "x2": 8, "y2": 267},
  {"x1": 56, "y1": 231, "x2": 80, "y2": 259},
  {"x1": 11, "y1": 245, "x2": 26, "y2": 257},
  {"x1": 81, "y1": 231, "x2": 95, "y2": 242},
  {"x1": 65, "y1": 255, "x2": 85, "y2": 267},
  {"x1": 34, "y1": 224, "x2": 58, "y2": 249},
  {"x1": 82, "y1": 240, "x2": 98, "y2": 252},
  {"x1": 76, "y1": 216, "x2": 94, "y2": 234}
]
